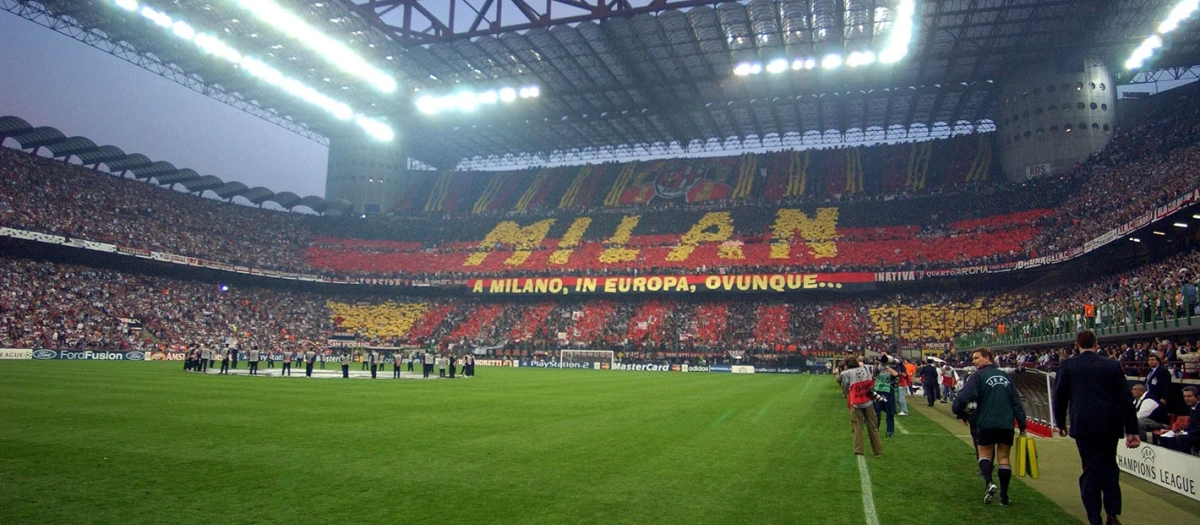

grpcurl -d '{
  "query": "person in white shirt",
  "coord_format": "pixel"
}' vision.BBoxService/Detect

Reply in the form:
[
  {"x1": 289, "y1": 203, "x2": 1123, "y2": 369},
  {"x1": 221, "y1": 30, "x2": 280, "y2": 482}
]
[
  {"x1": 1131, "y1": 384, "x2": 1165, "y2": 440},
  {"x1": 423, "y1": 351, "x2": 435, "y2": 378},
  {"x1": 248, "y1": 345, "x2": 261, "y2": 376}
]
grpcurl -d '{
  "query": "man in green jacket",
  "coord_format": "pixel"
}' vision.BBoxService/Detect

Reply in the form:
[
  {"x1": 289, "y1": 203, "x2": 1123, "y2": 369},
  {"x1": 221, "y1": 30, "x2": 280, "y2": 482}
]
[{"x1": 953, "y1": 347, "x2": 1027, "y2": 506}]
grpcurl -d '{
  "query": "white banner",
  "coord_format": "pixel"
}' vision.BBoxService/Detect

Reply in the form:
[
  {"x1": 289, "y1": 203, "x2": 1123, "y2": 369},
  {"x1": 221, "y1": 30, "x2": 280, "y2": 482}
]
[
  {"x1": 731, "y1": 365, "x2": 756, "y2": 374},
  {"x1": 0, "y1": 348, "x2": 32, "y2": 360},
  {"x1": 1116, "y1": 442, "x2": 1200, "y2": 501}
]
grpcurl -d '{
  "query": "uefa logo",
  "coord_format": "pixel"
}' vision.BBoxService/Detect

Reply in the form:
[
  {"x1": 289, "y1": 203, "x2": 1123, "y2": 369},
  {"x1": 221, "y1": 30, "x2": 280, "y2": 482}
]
[{"x1": 1140, "y1": 446, "x2": 1157, "y2": 464}]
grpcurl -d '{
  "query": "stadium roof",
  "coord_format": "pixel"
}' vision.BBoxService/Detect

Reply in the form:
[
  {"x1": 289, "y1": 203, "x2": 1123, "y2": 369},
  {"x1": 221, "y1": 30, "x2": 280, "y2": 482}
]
[
  {"x1": 5, "y1": 0, "x2": 1200, "y2": 169},
  {"x1": 0, "y1": 115, "x2": 347, "y2": 214}
]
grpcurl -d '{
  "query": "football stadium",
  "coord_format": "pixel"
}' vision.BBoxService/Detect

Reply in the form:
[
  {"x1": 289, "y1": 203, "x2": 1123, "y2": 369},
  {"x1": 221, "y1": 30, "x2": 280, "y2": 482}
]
[{"x1": 3, "y1": 1, "x2": 1200, "y2": 524}]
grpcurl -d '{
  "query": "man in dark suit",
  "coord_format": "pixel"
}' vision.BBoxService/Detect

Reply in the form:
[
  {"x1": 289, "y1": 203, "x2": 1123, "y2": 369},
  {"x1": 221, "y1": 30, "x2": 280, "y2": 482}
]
[
  {"x1": 1145, "y1": 353, "x2": 1171, "y2": 421},
  {"x1": 918, "y1": 359, "x2": 940, "y2": 406},
  {"x1": 1160, "y1": 386, "x2": 1199, "y2": 454},
  {"x1": 1052, "y1": 330, "x2": 1140, "y2": 525}
]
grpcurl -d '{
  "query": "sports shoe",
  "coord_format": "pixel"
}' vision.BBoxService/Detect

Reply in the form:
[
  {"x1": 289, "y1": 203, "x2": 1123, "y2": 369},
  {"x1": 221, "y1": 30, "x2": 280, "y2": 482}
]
[
  {"x1": 1105, "y1": 516, "x2": 1122, "y2": 525},
  {"x1": 999, "y1": 496, "x2": 1010, "y2": 506},
  {"x1": 899, "y1": 411, "x2": 908, "y2": 416},
  {"x1": 984, "y1": 484, "x2": 997, "y2": 504}
]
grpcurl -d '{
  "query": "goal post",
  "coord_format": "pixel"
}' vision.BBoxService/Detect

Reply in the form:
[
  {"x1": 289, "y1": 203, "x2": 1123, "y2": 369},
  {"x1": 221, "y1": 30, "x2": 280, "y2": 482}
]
[{"x1": 559, "y1": 349, "x2": 614, "y2": 370}]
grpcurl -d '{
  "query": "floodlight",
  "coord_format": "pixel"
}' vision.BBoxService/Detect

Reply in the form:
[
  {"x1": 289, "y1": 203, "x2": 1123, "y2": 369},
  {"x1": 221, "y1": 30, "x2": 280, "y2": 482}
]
[
  {"x1": 355, "y1": 116, "x2": 394, "y2": 141},
  {"x1": 141, "y1": 6, "x2": 172, "y2": 27},
  {"x1": 846, "y1": 51, "x2": 876, "y2": 68},
  {"x1": 1159, "y1": 0, "x2": 1200, "y2": 33},
  {"x1": 120, "y1": 1, "x2": 392, "y2": 141},
  {"x1": 1130, "y1": 237, "x2": 1141, "y2": 242},
  {"x1": 1153, "y1": 231, "x2": 1167, "y2": 236},
  {"x1": 805, "y1": 58, "x2": 817, "y2": 70},
  {"x1": 172, "y1": 21, "x2": 195, "y2": 40},
  {"x1": 499, "y1": 87, "x2": 518, "y2": 102},
  {"x1": 478, "y1": 90, "x2": 498, "y2": 104},
  {"x1": 456, "y1": 91, "x2": 478, "y2": 111},
  {"x1": 231, "y1": 0, "x2": 397, "y2": 93},
  {"x1": 766, "y1": 59, "x2": 789, "y2": 74},
  {"x1": 733, "y1": 62, "x2": 753, "y2": 76},
  {"x1": 416, "y1": 95, "x2": 440, "y2": 114},
  {"x1": 821, "y1": 54, "x2": 843, "y2": 70},
  {"x1": 749, "y1": 62, "x2": 763, "y2": 74},
  {"x1": 1174, "y1": 222, "x2": 1189, "y2": 228},
  {"x1": 1125, "y1": 35, "x2": 1163, "y2": 69}
]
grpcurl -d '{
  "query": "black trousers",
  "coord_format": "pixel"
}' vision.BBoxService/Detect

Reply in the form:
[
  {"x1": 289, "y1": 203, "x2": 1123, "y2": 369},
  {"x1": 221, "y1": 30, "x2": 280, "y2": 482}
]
[
  {"x1": 393, "y1": 365, "x2": 401, "y2": 378},
  {"x1": 423, "y1": 363, "x2": 431, "y2": 378},
  {"x1": 305, "y1": 362, "x2": 314, "y2": 377},
  {"x1": 220, "y1": 361, "x2": 229, "y2": 374},
  {"x1": 282, "y1": 362, "x2": 291, "y2": 376},
  {"x1": 450, "y1": 365, "x2": 456, "y2": 378},
  {"x1": 249, "y1": 361, "x2": 258, "y2": 375},
  {"x1": 408, "y1": 361, "x2": 414, "y2": 372},
  {"x1": 342, "y1": 364, "x2": 349, "y2": 378},
  {"x1": 1075, "y1": 435, "x2": 1121, "y2": 525},
  {"x1": 371, "y1": 364, "x2": 377, "y2": 378},
  {"x1": 923, "y1": 382, "x2": 938, "y2": 406}
]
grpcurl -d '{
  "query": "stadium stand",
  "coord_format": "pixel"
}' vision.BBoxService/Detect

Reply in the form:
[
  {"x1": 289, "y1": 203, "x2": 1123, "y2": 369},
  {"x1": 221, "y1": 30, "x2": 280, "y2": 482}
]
[
  {"x1": 5, "y1": 86, "x2": 1200, "y2": 283},
  {"x1": 3, "y1": 86, "x2": 1200, "y2": 385}
]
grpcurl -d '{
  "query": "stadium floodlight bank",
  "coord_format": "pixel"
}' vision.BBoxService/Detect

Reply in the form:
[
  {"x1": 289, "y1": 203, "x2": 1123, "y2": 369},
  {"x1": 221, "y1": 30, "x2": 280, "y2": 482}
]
[{"x1": 560, "y1": 350, "x2": 614, "y2": 370}]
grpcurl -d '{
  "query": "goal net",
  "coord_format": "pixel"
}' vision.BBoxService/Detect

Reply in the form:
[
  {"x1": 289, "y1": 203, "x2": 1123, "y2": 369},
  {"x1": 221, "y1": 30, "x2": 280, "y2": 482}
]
[{"x1": 559, "y1": 350, "x2": 614, "y2": 370}]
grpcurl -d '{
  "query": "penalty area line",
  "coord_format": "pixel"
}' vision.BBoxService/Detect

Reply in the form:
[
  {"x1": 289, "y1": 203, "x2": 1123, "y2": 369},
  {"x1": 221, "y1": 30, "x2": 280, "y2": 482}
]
[{"x1": 856, "y1": 455, "x2": 880, "y2": 525}]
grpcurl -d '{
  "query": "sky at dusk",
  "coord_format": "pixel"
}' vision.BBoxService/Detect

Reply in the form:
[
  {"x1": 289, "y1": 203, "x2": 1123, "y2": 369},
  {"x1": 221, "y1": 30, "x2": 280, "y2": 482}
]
[{"x1": 0, "y1": 12, "x2": 330, "y2": 199}]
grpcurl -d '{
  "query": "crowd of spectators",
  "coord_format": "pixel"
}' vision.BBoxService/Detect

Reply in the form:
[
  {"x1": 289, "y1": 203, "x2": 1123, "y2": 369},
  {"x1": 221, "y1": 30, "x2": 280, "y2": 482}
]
[
  {"x1": 973, "y1": 248, "x2": 1200, "y2": 339},
  {"x1": 1028, "y1": 86, "x2": 1200, "y2": 256},
  {"x1": 0, "y1": 147, "x2": 312, "y2": 271},
  {"x1": 0, "y1": 258, "x2": 330, "y2": 353},
  {"x1": 6, "y1": 84, "x2": 1200, "y2": 283}
]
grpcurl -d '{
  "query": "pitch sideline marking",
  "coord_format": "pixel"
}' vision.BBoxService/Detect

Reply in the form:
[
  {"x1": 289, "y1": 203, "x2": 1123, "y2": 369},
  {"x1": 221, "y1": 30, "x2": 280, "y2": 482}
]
[
  {"x1": 856, "y1": 455, "x2": 881, "y2": 525},
  {"x1": 895, "y1": 421, "x2": 910, "y2": 435}
]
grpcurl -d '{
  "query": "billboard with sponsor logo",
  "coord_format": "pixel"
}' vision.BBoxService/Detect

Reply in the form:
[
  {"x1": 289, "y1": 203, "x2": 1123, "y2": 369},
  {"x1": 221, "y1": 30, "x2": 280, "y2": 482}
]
[
  {"x1": 612, "y1": 362, "x2": 672, "y2": 372},
  {"x1": 753, "y1": 367, "x2": 804, "y2": 374},
  {"x1": 149, "y1": 351, "x2": 188, "y2": 361},
  {"x1": 31, "y1": 349, "x2": 146, "y2": 361},
  {"x1": 0, "y1": 348, "x2": 32, "y2": 360},
  {"x1": 517, "y1": 359, "x2": 596, "y2": 369},
  {"x1": 1117, "y1": 443, "x2": 1200, "y2": 502}
]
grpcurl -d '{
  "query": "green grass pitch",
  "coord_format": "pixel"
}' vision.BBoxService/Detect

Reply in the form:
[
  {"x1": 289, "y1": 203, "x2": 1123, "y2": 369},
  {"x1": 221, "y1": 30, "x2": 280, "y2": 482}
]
[{"x1": 0, "y1": 362, "x2": 1080, "y2": 524}]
